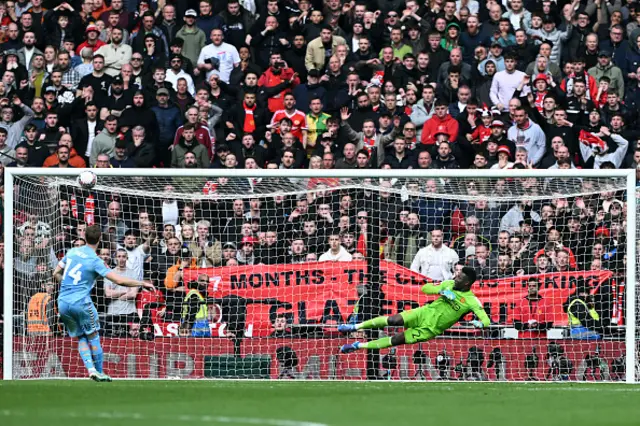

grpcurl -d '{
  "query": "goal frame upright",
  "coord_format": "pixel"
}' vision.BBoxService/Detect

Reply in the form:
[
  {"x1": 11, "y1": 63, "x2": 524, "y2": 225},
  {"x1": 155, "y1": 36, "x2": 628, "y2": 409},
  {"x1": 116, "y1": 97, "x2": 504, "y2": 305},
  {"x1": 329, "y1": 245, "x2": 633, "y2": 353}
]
[{"x1": 3, "y1": 167, "x2": 637, "y2": 382}]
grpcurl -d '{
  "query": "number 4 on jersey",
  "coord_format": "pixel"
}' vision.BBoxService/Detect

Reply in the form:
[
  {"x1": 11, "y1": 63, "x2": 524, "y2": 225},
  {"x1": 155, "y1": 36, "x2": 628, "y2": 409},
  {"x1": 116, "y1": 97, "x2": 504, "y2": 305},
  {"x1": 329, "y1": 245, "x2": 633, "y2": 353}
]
[{"x1": 63, "y1": 259, "x2": 83, "y2": 285}]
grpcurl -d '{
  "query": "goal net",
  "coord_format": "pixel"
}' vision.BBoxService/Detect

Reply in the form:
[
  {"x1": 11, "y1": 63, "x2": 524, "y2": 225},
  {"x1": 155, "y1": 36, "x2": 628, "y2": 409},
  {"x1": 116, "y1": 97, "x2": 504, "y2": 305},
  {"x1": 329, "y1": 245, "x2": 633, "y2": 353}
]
[{"x1": 2, "y1": 169, "x2": 638, "y2": 382}]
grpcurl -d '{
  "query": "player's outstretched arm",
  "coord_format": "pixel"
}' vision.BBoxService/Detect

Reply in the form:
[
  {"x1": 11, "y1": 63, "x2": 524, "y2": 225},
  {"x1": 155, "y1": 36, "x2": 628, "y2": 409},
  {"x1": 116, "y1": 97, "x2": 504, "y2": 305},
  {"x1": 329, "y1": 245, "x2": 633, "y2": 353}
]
[
  {"x1": 52, "y1": 265, "x2": 64, "y2": 283},
  {"x1": 421, "y1": 282, "x2": 456, "y2": 300},
  {"x1": 105, "y1": 272, "x2": 155, "y2": 290},
  {"x1": 420, "y1": 283, "x2": 441, "y2": 295},
  {"x1": 471, "y1": 305, "x2": 491, "y2": 328}
]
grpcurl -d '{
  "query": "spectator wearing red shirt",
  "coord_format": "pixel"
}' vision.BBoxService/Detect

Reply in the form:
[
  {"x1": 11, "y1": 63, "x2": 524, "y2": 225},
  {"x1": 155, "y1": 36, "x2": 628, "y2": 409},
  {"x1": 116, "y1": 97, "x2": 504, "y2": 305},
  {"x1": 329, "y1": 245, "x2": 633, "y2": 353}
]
[
  {"x1": 513, "y1": 278, "x2": 553, "y2": 338},
  {"x1": 270, "y1": 93, "x2": 307, "y2": 146},
  {"x1": 259, "y1": 52, "x2": 300, "y2": 114},
  {"x1": 420, "y1": 99, "x2": 459, "y2": 145}
]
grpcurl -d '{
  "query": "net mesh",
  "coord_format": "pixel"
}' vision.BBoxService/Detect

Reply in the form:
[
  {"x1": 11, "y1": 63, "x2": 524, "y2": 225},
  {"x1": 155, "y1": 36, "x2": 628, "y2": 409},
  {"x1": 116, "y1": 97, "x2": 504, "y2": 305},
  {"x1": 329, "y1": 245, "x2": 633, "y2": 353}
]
[{"x1": 5, "y1": 172, "x2": 636, "y2": 381}]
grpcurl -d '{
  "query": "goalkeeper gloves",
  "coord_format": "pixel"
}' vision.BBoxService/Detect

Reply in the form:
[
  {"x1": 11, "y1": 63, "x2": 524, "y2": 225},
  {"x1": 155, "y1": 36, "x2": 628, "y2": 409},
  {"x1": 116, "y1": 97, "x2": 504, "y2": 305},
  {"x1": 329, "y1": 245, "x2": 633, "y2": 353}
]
[
  {"x1": 471, "y1": 320, "x2": 484, "y2": 329},
  {"x1": 439, "y1": 289, "x2": 456, "y2": 301}
]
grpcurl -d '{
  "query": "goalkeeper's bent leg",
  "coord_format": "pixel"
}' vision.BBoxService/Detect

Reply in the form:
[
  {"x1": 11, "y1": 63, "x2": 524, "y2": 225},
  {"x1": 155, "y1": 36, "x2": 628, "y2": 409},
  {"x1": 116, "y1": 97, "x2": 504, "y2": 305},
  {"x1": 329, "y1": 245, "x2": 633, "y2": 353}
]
[
  {"x1": 358, "y1": 332, "x2": 406, "y2": 350},
  {"x1": 356, "y1": 316, "x2": 388, "y2": 330},
  {"x1": 356, "y1": 314, "x2": 404, "y2": 330}
]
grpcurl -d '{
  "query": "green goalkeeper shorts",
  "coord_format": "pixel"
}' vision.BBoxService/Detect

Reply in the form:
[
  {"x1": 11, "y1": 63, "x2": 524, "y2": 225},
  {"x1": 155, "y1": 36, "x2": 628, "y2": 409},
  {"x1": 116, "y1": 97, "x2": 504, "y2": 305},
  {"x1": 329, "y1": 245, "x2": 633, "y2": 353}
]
[{"x1": 400, "y1": 306, "x2": 438, "y2": 345}]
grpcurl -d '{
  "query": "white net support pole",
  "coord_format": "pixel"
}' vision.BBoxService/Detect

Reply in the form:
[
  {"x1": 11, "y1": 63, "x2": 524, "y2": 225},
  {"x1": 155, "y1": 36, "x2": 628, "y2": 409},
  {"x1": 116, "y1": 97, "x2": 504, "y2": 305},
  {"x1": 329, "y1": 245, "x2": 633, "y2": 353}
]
[
  {"x1": 3, "y1": 169, "x2": 14, "y2": 380},
  {"x1": 625, "y1": 170, "x2": 637, "y2": 384}
]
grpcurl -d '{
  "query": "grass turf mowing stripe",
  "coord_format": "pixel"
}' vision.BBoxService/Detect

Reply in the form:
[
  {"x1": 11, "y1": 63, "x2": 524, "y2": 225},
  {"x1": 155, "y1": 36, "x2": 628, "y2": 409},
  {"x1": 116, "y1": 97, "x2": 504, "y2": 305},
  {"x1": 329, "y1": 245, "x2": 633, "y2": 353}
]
[{"x1": 2, "y1": 381, "x2": 640, "y2": 426}]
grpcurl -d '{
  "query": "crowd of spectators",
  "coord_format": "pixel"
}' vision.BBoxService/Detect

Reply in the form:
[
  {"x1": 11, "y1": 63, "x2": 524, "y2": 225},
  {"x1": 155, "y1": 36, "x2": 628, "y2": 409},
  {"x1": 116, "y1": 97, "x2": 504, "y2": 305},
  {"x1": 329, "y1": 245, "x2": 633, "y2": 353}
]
[{"x1": 0, "y1": 0, "x2": 635, "y2": 337}]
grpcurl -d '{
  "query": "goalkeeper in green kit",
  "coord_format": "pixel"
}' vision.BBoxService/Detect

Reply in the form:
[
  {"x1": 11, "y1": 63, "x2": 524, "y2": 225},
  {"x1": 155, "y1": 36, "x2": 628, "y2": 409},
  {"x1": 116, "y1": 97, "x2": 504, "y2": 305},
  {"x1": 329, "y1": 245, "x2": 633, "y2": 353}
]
[{"x1": 338, "y1": 267, "x2": 490, "y2": 353}]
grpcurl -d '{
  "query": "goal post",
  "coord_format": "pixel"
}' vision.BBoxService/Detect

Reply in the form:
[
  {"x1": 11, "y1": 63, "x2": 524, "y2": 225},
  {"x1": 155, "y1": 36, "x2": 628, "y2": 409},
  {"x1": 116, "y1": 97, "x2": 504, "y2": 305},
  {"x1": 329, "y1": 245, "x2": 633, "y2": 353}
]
[{"x1": 2, "y1": 167, "x2": 638, "y2": 382}]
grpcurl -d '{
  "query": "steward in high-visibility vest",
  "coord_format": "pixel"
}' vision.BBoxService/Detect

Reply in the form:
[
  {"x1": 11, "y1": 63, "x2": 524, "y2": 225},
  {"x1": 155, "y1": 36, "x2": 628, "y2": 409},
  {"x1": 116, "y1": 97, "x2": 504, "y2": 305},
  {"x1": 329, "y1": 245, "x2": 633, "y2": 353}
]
[
  {"x1": 27, "y1": 291, "x2": 56, "y2": 336},
  {"x1": 181, "y1": 279, "x2": 210, "y2": 337},
  {"x1": 567, "y1": 291, "x2": 602, "y2": 340}
]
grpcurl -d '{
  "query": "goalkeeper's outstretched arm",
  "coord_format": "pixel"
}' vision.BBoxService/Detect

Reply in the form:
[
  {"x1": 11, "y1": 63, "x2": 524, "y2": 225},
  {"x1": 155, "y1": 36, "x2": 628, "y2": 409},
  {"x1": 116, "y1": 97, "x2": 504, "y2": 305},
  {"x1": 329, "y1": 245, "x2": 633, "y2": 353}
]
[
  {"x1": 420, "y1": 283, "x2": 441, "y2": 295},
  {"x1": 472, "y1": 305, "x2": 491, "y2": 328}
]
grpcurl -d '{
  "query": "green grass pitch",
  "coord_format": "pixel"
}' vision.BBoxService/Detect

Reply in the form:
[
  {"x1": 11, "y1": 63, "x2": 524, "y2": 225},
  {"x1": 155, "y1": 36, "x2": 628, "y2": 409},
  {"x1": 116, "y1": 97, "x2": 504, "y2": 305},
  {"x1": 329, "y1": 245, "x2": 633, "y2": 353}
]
[{"x1": 1, "y1": 381, "x2": 639, "y2": 426}]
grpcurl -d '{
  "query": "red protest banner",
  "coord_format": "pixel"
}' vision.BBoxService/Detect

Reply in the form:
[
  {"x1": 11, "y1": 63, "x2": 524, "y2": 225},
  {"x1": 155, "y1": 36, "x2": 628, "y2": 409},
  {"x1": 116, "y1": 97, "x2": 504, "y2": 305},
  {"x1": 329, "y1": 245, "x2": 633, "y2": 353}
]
[{"x1": 183, "y1": 262, "x2": 612, "y2": 337}]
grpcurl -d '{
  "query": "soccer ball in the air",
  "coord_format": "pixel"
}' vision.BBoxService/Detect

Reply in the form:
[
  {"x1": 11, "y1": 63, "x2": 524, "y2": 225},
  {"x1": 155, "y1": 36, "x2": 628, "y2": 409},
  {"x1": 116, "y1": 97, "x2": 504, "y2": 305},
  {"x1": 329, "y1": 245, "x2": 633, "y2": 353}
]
[{"x1": 78, "y1": 171, "x2": 97, "y2": 189}]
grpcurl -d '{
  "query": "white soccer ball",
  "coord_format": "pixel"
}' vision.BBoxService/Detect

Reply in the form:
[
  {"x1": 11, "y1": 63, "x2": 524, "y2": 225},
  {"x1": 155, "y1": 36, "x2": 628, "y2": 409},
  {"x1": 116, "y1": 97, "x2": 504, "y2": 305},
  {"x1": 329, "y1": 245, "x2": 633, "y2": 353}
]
[{"x1": 78, "y1": 171, "x2": 97, "y2": 189}]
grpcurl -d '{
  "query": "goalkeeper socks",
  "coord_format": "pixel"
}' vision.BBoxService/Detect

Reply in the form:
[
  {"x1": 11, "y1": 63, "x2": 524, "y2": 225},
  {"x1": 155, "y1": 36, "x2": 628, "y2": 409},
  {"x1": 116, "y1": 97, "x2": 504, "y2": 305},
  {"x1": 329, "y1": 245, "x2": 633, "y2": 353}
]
[
  {"x1": 360, "y1": 337, "x2": 393, "y2": 350},
  {"x1": 356, "y1": 316, "x2": 389, "y2": 330},
  {"x1": 88, "y1": 334, "x2": 104, "y2": 373},
  {"x1": 77, "y1": 337, "x2": 96, "y2": 373}
]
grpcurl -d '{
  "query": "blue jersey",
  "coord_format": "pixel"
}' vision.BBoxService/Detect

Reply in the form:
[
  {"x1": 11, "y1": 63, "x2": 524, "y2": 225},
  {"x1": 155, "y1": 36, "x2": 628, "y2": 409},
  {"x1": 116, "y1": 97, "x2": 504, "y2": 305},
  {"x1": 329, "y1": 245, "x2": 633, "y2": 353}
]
[{"x1": 58, "y1": 246, "x2": 112, "y2": 305}]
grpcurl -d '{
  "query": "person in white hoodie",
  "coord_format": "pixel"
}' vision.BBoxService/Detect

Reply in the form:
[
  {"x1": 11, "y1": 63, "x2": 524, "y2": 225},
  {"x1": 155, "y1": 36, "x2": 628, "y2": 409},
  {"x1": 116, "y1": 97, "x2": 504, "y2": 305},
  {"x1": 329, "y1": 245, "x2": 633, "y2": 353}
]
[
  {"x1": 507, "y1": 106, "x2": 546, "y2": 165},
  {"x1": 490, "y1": 53, "x2": 526, "y2": 112},
  {"x1": 319, "y1": 234, "x2": 353, "y2": 262}
]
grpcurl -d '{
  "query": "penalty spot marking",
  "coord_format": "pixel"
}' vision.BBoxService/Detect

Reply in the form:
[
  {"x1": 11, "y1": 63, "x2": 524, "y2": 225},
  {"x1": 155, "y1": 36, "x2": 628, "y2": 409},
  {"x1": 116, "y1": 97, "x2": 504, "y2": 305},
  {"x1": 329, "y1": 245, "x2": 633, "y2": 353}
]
[{"x1": 0, "y1": 410, "x2": 328, "y2": 426}]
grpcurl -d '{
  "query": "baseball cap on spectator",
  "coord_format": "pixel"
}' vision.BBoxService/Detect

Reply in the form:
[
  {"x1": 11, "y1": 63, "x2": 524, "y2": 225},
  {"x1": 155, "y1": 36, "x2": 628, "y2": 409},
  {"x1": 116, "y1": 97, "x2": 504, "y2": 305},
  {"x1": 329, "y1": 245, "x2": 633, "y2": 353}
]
[
  {"x1": 86, "y1": 24, "x2": 99, "y2": 34},
  {"x1": 534, "y1": 73, "x2": 548, "y2": 82},
  {"x1": 465, "y1": 246, "x2": 476, "y2": 258},
  {"x1": 170, "y1": 53, "x2": 182, "y2": 62},
  {"x1": 115, "y1": 139, "x2": 128, "y2": 149},
  {"x1": 573, "y1": 75, "x2": 586, "y2": 84},
  {"x1": 595, "y1": 226, "x2": 610, "y2": 238},
  {"x1": 4, "y1": 49, "x2": 17, "y2": 58},
  {"x1": 598, "y1": 50, "x2": 612, "y2": 57},
  {"x1": 44, "y1": 86, "x2": 56, "y2": 93},
  {"x1": 180, "y1": 246, "x2": 191, "y2": 258},
  {"x1": 379, "y1": 110, "x2": 392, "y2": 118},
  {"x1": 490, "y1": 41, "x2": 502, "y2": 48},
  {"x1": 223, "y1": 242, "x2": 237, "y2": 250},
  {"x1": 156, "y1": 88, "x2": 170, "y2": 97},
  {"x1": 405, "y1": 19, "x2": 420, "y2": 30},
  {"x1": 435, "y1": 125, "x2": 449, "y2": 137},
  {"x1": 185, "y1": 9, "x2": 197, "y2": 17},
  {"x1": 497, "y1": 145, "x2": 511, "y2": 156},
  {"x1": 241, "y1": 236, "x2": 258, "y2": 246},
  {"x1": 112, "y1": 75, "x2": 124, "y2": 85},
  {"x1": 491, "y1": 120, "x2": 504, "y2": 127},
  {"x1": 308, "y1": 69, "x2": 322, "y2": 78}
]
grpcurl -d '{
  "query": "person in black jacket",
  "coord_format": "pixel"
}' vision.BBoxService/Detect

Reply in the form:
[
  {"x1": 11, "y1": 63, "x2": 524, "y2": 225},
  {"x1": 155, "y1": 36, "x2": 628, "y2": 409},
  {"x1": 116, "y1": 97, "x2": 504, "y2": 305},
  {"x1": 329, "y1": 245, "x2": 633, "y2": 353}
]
[
  {"x1": 250, "y1": 15, "x2": 288, "y2": 70},
  {"x1": 232, "y1": 133, "x2": 268, "y2": 167},
  {"x1": 227, "y1": 91, "x2": 268, "y2": 140},
  {"x1": 70, "y1": 102, "x2": 103, "y2": 163},
  {"x1": 126, "y1": 125, "x2": 155, "y2": 167},
  {"x1": 15, "y1": 124, "x2": 49, "y2": 166},
  {"x1": 283, "y1": 33, "x2": 307, "y2": 81},
  {"x1": 120, "y1": 90, "x2": 160, "y2": 143}
]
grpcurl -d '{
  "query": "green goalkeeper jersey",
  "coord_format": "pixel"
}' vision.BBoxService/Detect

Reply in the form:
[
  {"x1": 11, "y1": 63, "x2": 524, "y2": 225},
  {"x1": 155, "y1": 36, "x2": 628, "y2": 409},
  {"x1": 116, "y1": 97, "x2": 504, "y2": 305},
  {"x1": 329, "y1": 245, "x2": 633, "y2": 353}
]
[{"x1": 419, "y1": 280, "x2": 491, "y2": 335}]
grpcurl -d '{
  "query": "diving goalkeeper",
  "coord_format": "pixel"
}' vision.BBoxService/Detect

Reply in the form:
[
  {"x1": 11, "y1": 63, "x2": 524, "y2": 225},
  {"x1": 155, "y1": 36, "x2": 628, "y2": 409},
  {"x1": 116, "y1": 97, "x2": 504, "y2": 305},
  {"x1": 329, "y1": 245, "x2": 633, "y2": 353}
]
[{"x1": 338, "y1": 266, "x2": 490, "y2": 353}]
